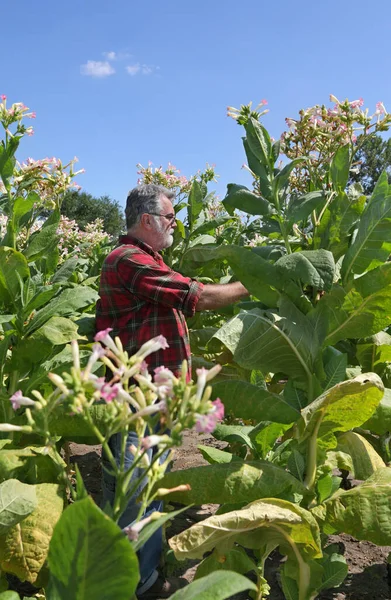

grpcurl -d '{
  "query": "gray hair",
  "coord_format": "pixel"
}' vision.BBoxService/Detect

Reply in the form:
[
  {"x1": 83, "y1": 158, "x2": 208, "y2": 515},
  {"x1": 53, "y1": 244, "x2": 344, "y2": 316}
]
[{"x1": 125, "y1": 184, "x2": 175, "y2": 230}]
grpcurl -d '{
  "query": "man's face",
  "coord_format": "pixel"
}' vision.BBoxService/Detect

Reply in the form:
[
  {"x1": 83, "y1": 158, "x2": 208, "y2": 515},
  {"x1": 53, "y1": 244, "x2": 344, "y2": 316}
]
[{"x1": 152, "y1": 195, "x2": 176, "y2": 250}]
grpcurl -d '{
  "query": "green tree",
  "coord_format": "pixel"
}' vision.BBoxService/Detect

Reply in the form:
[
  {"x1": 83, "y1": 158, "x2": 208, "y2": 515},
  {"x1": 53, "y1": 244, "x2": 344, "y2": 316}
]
[
  {"x1": 61, "y1": 191, "x2": 126, "y2": 237},
  {"x1": 350, "y1": 134, "x2": 391, "y2": 193}
]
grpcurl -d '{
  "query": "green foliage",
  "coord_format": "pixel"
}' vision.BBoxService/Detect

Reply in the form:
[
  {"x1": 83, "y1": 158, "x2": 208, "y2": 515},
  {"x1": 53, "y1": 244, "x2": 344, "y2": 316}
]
[
  {"x1": 60, "y1": 191, "x2": 125, "y2": 237},
  {"x1": 47, "y1": 497, "x2": 139, "y2": 600},
  {"x1": 169, "y1": 571, "x2": 257, "y2": 600},
  {"x1": 0, "y1": 479, "x2": 37, "y2": 534},
  {"x1": 0, "y1": 484, "x2": 63, "y2": 583},
  {"x1": 154, "y1": 460, "x2": 307, "y2": 505},
  {"x1": 350, "y1": 133, "x2": 391, "y2": 194}
]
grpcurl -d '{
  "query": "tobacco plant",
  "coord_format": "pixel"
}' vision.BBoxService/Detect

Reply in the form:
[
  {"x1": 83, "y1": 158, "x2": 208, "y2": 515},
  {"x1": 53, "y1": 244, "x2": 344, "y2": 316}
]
[{"x1": 159, "y1": 97, "x2": 391, "y2": 599}]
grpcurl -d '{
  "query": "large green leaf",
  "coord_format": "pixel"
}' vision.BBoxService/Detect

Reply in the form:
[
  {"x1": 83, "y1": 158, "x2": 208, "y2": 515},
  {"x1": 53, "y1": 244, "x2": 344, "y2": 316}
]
[
  {"x1": 187, "y1": 180, "x2": 204, "y2": 230},
  {"x1": 298, "y1": 373, "x2": 384, "y2": 448},
  {"x1": 330, "y1": 144, "x2": 350, "y2": 190},
  {"x1": 275, "y1": 250, "x2": 335, "y2": 292},
  {"x1": 311, "y1": 262, "x2": 391, "y2": 346},
  {"x1": 356, "y1": 331, "x2": 391, "y2": 371},
  {"x1": 29, "y1": 316, "x2": 81, "y2": 346},
  {"x1": 184, "y1": 244, "x2": 279, "y2": 307},
  {"x1": 48, "y1": 404, "x2": 110, "y2": 443},
  {"x1": 51, "y1": 257, "x2": 79, "y2": 284},
  {"x1": 336, "y1": 431, "x2": 385, "y2": 479},
  {"x1": 0, "y1": 247, "x2": 29, "y2": 308},
  {"x1": 197, "y1": 445, "x2": 243, "y2": 465},
  {"x1": 223, "y1": 245, "x2": 280, "y2": 307},
  {"x1": 312, "y1": 467, "x2": 391, "y2": 544},
  {"x1": 12, "y1": 193, "x2": 39, "y2": 227},
  {"x1": 0, "y1": 446, "x2": 61, "y2": 484},
  {"x1": 170, "y1": 497, "x2": 321, "y2": 559},
  {"x1": 222, "y1": 184, "x2": 271, "y2": 216},
  {"x1": 195, "y1": 546, "x2": 256, "y2": 580},
  {"x1": 274, "y1": 158, "x2": 305, "y2": 194},
  {"x1": 23, "y1": 224, "x2": 59, "y2": 261},
  {"x1": 169, "y1": 571, "x2": 256, "y2": 600},
  {"x1": 314, "y1": 187, "x2": 365, "y2": 260},
  {"x1": 362, "y1": 387, "x2": 391, "y2": 435},
  {"x1": 243, "y1": 139, "x2": 272, "y2": 199},
  {"x1": 153, "y1": 460, "x2": 307, "y2": 505},
  {"x1": 0, "y1": 483, "x2": 63, "y2": 583},
  {"x1": 286, "y1": 191, "x2": 325, "y2": 225},
  {"x1": 341, "y1": 171, "x2": 391, "y2": 280},
  {"x1": 244, "y1": 117, "x2": 272, "y2": 168},
  {"x1": 47, "y1": 497, "x2": 139, "y2": 600},
  {"x1": 0, "y1": 480, "x2": 37, "y2": 535},
  {"x1": 212, "y1": 380, "x2": 300, "y2": 424},
  {"x1": 190, "y1": 216, "x2": 235, "y2": 237},
  {"x1": 22, "y1": 284, "x2": 62, "y2": 317},
  {"x1": 25, "y1": 286, "x2": 98, "y2": 335},
  {"x1": 213, "y1": 299, "x2": 319, "y2": 385},
  {"x1": 322, "y1": 348, "x2": 347, "y2": 391}
]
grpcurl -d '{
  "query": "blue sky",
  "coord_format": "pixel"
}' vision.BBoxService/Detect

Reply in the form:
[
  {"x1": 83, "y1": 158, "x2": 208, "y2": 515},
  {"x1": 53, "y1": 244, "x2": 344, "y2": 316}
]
[{"x1": 1, "y1": 0, "x2": 390, "y2": 209}]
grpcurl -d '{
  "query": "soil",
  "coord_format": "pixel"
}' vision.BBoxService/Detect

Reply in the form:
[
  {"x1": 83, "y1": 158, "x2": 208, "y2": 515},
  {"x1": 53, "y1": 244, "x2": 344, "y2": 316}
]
[{"x1": 69, "y1": 431, "x2": 391, "y2": 600}]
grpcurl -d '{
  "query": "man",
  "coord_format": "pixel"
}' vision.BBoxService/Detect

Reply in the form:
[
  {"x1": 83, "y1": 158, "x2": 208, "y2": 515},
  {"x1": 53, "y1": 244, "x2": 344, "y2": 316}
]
[{"x1": 96, "y1": 184, "x2": 248, "y2": 598}]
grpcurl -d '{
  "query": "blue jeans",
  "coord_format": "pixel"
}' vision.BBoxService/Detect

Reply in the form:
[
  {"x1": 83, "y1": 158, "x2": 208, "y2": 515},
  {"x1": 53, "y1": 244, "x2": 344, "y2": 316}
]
[{"x1": 101, "y1": 430, "x2": 169, "y2": 593}]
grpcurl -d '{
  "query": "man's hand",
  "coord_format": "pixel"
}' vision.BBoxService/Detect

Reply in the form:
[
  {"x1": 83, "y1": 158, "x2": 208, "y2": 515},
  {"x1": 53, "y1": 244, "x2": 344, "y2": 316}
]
[{"x1": 196, "y1": 281, "x2": 249, "y2": 311}]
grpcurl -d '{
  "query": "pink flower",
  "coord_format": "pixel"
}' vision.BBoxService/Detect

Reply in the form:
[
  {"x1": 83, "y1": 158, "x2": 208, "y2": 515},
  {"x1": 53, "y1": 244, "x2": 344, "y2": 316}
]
[
  {"x1": 212, "y1": 398, "x2": 225, "y2": 420},
  {"x1": 376, "y1": 101, "x2": 386, "y2": 115},
  {"x1": 135, "y1": 335, "x2": 169, "y2": 361},
  {"x1": 350, "y1": 98, "x2": 364, "y2": 108},
  {"x1": 30, "y1": 112, "x2": 36, "y2": 119},
  {"x1": 1, "y1": 95, "x2": 6, "y2": 101},
  {"x1": 100, "y1": 383, "x2": 121, "y2": 403},
  {"x1": 260, "y1": 99, "x2": 268, "y2": 106},
  {"x1": 10, "y1": 390, "x2": 35, "y2": 410},
  {"x1": 195, "y1": 398, "x2": 224, "y2": 434},
  {"x1": 94, "y1": 328, "x2": 119, "y2": 355},
  {"x1": 154, "y1": 366, "x2": 175, "y2": 386}
]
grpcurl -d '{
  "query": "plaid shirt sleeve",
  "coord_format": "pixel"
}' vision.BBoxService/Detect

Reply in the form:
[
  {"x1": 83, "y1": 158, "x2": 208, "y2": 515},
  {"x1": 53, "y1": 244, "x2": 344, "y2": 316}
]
[{"x1": 116, "y1": 250, "x2": 204, "y2": 317}]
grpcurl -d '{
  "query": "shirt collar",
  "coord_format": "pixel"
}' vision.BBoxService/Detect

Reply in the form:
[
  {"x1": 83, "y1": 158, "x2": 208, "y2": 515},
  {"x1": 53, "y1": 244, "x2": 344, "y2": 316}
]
[{"x1": 118, "y1": 234, "x2": 160, "y2": 259}]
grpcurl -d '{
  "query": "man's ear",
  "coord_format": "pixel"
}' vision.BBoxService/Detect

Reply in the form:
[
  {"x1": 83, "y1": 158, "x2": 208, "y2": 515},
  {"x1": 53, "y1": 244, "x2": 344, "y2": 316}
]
[{"x1": 140, "y1": 213, "x2": 151, "y2": 229}]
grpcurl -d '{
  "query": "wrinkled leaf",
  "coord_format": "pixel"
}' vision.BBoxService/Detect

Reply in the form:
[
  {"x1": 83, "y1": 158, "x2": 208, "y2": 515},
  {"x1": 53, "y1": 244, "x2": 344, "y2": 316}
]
[
  {"x1": 336, "y1": 431, "x2": 385, "y2": 479},
  {"x1": 0, "y1": 480, "x2": 37, "y2": 535},
  {"x1": 0, "y1": 483, "x2": 63, "y2": 583}
]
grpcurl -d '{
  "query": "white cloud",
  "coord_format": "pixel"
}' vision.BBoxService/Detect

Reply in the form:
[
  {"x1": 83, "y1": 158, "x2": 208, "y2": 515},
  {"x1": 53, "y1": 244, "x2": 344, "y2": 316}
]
[
  {"x1": 126, "y1": 63, "x2": 156, "y2": 76},
  {"x1": 141, "y1": 65, "x2": 153, "y2": 75},
  {"x1": 103, "y1": 50, "x2": 132, "y2": 61},
  {"x1": 126, "y1": 63, "x2": 141, "y2": 76},
  {"x1": 80, "y1": 60, "x2": 115, "y2": 77},
  {"x1": 103, "y1": 51, "x2": 117, "y2": 61}
]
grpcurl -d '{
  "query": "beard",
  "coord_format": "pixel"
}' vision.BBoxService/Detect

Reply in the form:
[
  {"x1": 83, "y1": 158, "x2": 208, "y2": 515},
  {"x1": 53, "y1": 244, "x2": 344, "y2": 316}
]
[{"x1": 155, "y1": 221, "x2": 175, "y2": 250}]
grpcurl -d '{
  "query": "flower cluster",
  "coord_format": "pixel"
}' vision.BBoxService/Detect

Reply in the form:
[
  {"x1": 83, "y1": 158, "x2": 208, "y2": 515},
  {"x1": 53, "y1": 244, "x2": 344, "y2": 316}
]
[
  {"x1": 227, "y1": 99, "x2": 268, "y2": 126},
  {"x1": 137, "y1": 162, "x2": 191, "y2": 194},
  {"x1": 2, "y1": 329, "x2": 224, "y2": 443},
  {"x1": 0, "y1": 95, "x2": 35, "y2": 138},
  {"x1": 136, "y1": 162, "x2": 219, "y2": 198},
  {"x1": 13, "y1": 156, "x2": 84, "y2": 210},
  {"x1": 280, "y1": 95, "x2": 391, "y2": 192},
  {"x1": 56, "y1": 216, "x2": 109, "y2": 262},
  {"x1": 2, "y1": 331, "x2": 225, "y2": 540}
]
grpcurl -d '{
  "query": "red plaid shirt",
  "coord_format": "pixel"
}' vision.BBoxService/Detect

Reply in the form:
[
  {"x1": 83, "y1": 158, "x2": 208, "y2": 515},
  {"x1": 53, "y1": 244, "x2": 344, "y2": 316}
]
[{"x1": 96, "y1": 235, "x2": 204, "y2": 377}]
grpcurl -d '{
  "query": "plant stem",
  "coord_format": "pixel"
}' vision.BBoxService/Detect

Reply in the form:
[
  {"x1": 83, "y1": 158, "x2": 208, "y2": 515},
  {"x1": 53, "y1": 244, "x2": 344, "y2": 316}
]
[{"x1": 303, "y1": 410, "x2": 324, "y2": 491}]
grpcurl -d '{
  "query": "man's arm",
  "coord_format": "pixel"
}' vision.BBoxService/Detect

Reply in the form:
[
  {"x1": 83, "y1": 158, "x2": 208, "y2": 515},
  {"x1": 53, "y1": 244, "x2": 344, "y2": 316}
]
[{"x1": 196, "y1": 281, "x2": 249, "y2": 311}]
